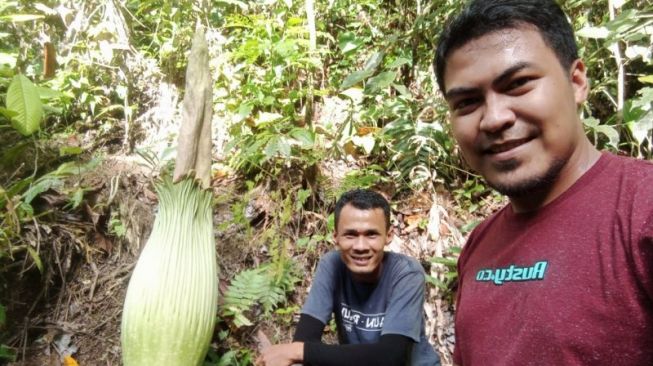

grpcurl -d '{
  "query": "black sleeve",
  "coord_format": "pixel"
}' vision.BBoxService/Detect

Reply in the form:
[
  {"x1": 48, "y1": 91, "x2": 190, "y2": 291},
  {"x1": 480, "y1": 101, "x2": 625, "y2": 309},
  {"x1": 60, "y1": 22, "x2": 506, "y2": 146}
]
[
  {"x1": 303, "y1": 333, "x2": 412, "y2": 366},
  {"x1": 293, "y1": 313, "x2": 325, "y2": 343}
]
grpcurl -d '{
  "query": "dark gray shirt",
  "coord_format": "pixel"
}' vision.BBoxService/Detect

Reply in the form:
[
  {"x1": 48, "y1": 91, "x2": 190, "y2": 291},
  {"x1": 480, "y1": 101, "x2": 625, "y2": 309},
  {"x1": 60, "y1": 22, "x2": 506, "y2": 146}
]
[{"x1": 302, "y1": 250, "x2": 440, "y2": 366}]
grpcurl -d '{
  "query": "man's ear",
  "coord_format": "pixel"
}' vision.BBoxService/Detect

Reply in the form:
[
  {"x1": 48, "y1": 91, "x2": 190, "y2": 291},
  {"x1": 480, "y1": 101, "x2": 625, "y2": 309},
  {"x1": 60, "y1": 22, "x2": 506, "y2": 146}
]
[
  {"x1": 385, "y1": 226, "x2": 394, "y2": 246},
  {"x1": 570, "y1": 59, "x2": 589, "y2": 106}
]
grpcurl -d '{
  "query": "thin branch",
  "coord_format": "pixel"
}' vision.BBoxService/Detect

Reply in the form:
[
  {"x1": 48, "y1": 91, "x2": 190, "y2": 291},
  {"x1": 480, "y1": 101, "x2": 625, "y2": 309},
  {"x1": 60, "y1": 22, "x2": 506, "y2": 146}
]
[{"x1": 608, "y1": 0, "x2": 625, "y2": 124}]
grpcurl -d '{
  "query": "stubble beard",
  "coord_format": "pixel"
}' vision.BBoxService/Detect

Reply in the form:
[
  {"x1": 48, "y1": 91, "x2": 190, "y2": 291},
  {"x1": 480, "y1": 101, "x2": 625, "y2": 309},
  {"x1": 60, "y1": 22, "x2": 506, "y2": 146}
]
[{"x1": 487, "y1": 158, "x2": 567, "y2": 198}]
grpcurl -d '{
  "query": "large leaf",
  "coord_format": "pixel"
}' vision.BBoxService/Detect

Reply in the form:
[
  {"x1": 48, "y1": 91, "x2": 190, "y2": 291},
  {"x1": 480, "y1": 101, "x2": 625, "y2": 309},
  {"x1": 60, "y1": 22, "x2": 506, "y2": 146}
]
[
  {"x1": 594, "y1": 125, "x2": 620, "y2": 148},
  {"x1": 290, "y1": 128, "x2": 315, "y2": 148},
  {"x1": 338, "y1": 32, "x2": 363, "y2": 54},
  {"x1": 36, "y1": 86, "x2": 64, "y2": 100},
  {"x1": 21, "y1": 176, "x2": 63, "y2": 204},
  {"x1": 6, "y1": 74, "x2": 43, "y2": 136},
  {"x1": 365, "y1": 71, "x2": 396, "y2": 93},
  {"x1": 339, "y1": 69, "x2": 374, "y2": 90},
  {"x1": 362, "y1": 51, "x2": 384, "y2": 73}
]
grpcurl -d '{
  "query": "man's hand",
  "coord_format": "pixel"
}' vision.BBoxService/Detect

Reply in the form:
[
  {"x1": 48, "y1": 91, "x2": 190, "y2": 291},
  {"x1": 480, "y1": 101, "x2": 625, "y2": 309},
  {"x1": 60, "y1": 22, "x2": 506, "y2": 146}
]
[{"x1": 256, "y1": 342, "x2": 304, "y2": 366}]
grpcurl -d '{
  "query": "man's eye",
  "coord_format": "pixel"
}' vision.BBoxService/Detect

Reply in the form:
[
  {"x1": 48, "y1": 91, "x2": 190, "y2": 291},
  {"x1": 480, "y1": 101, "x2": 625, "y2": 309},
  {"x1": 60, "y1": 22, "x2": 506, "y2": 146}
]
[
  {"x1": 453, "y1": 97, "x2": 481, "y2": 114},
  {"x1": 506, "y1": 77, "x2": 533, "y2": 91}
]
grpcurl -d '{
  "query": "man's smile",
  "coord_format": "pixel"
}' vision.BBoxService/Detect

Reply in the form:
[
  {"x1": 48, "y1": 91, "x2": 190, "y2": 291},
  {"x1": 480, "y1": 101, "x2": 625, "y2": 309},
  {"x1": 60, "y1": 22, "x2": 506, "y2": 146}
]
[
  {"x1": 484, "y1": 137, "x2": 534, "y2": 155},
  {"x1": 350, "y1": 254, "x2": 372, "y2": 266}
]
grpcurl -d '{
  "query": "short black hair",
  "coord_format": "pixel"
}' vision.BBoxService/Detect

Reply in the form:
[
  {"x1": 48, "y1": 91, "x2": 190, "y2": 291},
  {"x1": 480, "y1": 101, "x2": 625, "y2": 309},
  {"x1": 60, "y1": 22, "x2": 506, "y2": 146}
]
[
  {"x1": 334, "y1": 189, "x2": 391, "y2": 232},
  {"x1": 434, "y1": 0, "x2": 578, "y2": 93}
]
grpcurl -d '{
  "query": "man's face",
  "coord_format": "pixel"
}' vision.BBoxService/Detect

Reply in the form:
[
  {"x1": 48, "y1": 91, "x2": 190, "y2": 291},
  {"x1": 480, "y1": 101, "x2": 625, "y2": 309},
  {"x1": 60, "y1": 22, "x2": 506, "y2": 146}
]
[
  {"x1": 334, "y1": 204, "x2": 392, "y2": 283},
  {"x1": 443, "y1": 27, "x2": 589, "y2": 199}
]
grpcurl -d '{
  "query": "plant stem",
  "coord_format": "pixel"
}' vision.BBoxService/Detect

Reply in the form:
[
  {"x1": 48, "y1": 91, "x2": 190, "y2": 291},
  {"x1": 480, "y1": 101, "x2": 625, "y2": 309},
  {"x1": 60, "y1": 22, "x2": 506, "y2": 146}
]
[{"x1": 608, "y1": 0, "x2": 624, "y2": 124}]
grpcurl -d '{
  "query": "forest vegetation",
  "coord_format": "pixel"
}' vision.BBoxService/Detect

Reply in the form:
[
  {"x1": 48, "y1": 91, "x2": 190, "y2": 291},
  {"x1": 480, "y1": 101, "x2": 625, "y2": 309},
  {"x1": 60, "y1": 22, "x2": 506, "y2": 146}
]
[{"x1": 0, "y1": 0, "x2": 651, "y2": 365}]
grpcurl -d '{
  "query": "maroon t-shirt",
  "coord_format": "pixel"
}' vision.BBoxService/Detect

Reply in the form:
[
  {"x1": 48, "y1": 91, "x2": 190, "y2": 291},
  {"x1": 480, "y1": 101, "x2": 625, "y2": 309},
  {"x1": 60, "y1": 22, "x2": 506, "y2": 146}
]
[{"x1": 453, "y1": 153, "x2": 653, "y2": 365}]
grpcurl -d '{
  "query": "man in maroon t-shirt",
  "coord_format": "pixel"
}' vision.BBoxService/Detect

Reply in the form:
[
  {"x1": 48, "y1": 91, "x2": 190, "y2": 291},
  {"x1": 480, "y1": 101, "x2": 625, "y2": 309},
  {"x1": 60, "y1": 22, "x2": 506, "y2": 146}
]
[{"x1": 433, "y1": 0, "x2": 653, "y2": 365}]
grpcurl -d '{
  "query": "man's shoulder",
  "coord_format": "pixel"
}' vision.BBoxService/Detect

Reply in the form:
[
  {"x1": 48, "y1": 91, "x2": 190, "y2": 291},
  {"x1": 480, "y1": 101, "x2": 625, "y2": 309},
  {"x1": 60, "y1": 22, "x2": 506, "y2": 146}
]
[
  {"x1": 318, "y1": 250, "x2": 343, "y2": 269},
  {"x1": 385, "y1": 251, "x2": 424, "y2": 276},
  {"x1": 602, "y1": 152, "x2": 653, "y2": 177},
  {"x1": 600, "y1": 153, "x2": 653, "y2": 197}
]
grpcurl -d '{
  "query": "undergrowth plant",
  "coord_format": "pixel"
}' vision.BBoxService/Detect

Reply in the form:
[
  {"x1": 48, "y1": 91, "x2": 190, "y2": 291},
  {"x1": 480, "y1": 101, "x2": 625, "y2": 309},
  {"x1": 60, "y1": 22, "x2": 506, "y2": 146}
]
[
  {"x1": 569, "y1": 0, "x2": 652, "y2": 157},
  {"x1": 0, "y1": 304, "x2": 15, "y2": 362},
  {"x1": 220, "y1": 188, "x2": 303, "y2": 328},
  {"x1": 221, "y1": 3, "x2": 325, "y2": 181},
  {"x1": 428, "y1": 247, "x2": 461, "y2": 303}
]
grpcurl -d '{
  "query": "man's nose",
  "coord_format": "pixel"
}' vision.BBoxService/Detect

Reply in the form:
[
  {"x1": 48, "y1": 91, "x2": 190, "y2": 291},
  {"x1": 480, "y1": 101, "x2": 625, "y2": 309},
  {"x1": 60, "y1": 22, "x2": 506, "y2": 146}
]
[
  {"x1": 479, "y1": 93, "x2": 515, "y2": 133},
  {"x1": 352, "y1": 237, "x2": 367, "y2": 250}
]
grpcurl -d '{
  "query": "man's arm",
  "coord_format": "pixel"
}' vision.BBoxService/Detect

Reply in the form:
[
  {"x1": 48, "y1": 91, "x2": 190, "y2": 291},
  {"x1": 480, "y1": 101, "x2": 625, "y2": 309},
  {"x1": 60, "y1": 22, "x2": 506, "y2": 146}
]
[
  {"x1": 293, "y1": 313, "x2": 324, "y2": 342},
  {"x1": 303, "y1": 334, "x2": 412, "y2": 366},
  {"x1": 258, "y1": 314, "x2": 413, "y2": 366},
  {"x1": 293, "y1": 310, "x2": 413, "y2": 366}
]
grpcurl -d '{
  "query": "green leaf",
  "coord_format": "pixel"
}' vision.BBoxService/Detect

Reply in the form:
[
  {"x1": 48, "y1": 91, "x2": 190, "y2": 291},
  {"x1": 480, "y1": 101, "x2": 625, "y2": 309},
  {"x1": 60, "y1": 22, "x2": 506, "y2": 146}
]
[
  {"x1": 264, "y1": 136, "x2": 281, "y2": 159},
  {"x1": 633, "y1": 88, "x2": 653, "y2": 110},
  {"x1": 277, "y1": 137, "x2": 291, "y2": 157},
  {"x1": 237, "y1": 103, "x2": 253, "y2": 121},
  {"x1": 626, "y1": 114, "x2": 652, "y2": 146},
  {"x1": 583, "y1": 117, "x2": 600, "y2": 128},
  {"x1": 577, "y1": 26, "x2": 609, "y2": 39},
  {"x1": 52, "y1": 159, "x2": 101, "y2": 176},
  {"x1": 289, "y1": 128, "x2": 314, "y2": 148},
  {"x1": 232, "y1": 312, "x2": 253, "y2": 327},
  {"x1": 639, "y1": 76, "x2": 653, "y2": 85},
  {"x1": 0, "y1": 345, "x2": 15, "y2": 362},
  {"x1": 393, "y1": 83, "x2": 411, "y2": 97},
  {"x1": 59, "y1": 146, "x2": 83, "y2": 156},
  {"x1": 365, "y1": 71, "x2": 396, "y2": 93},
  {"x1": 594, "y1": 124, "x2": 620, "y2": 148},
  {"x1": 255, "y1": 112, "x2": 283, "y2": 126},
  {"x1": 430, "y1": 257, "x2": 458, "y2": 268},
  {"x1": 296, "y1": 237, "x2": 310, "y2": 247},
  {"x1": 0, "y1": 14, "x2": 45, "y2": 22},
  {"x1": 17, "y1": 201, "x2": 33, "y2": 219},
  {"x1": 0, "y1": 107, "x2": 17, "y2": 120},
  {"x1": 338, "y1": 32, "x2": 363, "y2": 54},
  {"x1": 36, "y1": 86, "x2": 64, "y2": 100},
  {"x1": 339, "y1": 69, "x2": 374, "y2": 90},
  {"x1": 339, "y1": 88, "x2": 364, "y2": 104},
  {"x1": 6, "y1": 175, "x2": 31, "y2": 198},
  {"x1": 22, "y1": 176, "x2": 62, "y2": 204},
  {"x1": 362, "y1": 52, "x2": 384, "y2": 73},
  {"x1": 274, "y1": 38, "x2": 296, "y2": 58},
  {"x1": 0, "y1": 2, "x2": 18, "y2": 14},
  {"x1": 68, "y1": 188, "x2": 85, "y2": 209},
  {"x1": 0, "y1": 304, "x2": 5, "y2": 326},
  {"x1": 387, "y1": 57, "x2": 411, "y2": 69},
  {"x1": 27, "y1": 246, "x2": 44, "y2": 273},
  {"x1": 6, "y1": 74, "x2": 43, "y2": 136},
  {"x1": 604, "y1": 9, "x2": 638, "y2": 35}
]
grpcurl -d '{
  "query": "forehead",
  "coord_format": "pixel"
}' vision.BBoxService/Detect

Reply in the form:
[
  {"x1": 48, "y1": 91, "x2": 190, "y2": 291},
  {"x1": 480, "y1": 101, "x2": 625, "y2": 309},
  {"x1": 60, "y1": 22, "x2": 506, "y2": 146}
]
[
  {"x1": 337, "y1": 205, "x2": 387, "y2": 230},
  {"x1": 443, "y1": 27, "x2": 556, "y2": 92}
]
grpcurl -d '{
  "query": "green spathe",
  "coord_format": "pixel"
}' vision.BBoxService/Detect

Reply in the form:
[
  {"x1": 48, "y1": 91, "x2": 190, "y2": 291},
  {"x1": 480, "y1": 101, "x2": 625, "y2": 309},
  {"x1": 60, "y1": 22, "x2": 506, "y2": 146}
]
[{"x1": 121, "y1": 178, "x2": 218, "y2": 366}]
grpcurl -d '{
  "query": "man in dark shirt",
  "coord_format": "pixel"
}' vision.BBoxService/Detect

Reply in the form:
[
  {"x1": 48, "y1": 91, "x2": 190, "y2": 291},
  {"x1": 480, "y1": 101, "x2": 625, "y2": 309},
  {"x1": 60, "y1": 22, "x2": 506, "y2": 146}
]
[
  {"x1": 434, "y1": 0, "x2": 653, "y2": 365},
  {"x1": 256, "y1": 189, "x2": 440, "y2": 366}
]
